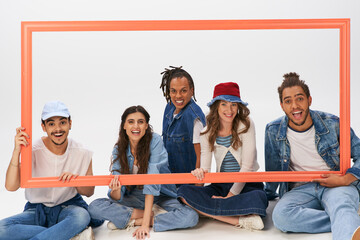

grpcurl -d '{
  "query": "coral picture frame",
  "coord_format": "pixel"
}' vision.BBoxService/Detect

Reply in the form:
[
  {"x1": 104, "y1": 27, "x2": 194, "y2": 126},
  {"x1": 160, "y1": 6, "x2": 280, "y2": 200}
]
[{"x1": 21, "y1": 19, "x2": 350, "y2": 188}]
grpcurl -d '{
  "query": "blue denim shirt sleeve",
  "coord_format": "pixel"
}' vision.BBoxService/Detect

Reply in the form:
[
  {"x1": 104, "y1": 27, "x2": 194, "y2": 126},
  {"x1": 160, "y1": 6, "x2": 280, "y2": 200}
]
[
  {"x1": 264, "y1": 123, "x2": 281, "y2": 200},
  {"x1": 346, "y1": 127, "x2": 360, "y2": 180},
  {"x1": 142, "y1": 133, "x2": 169, "y2": 196},
  {"x1": 107, "y1": 147, "x2": 127, "y2": 201}
]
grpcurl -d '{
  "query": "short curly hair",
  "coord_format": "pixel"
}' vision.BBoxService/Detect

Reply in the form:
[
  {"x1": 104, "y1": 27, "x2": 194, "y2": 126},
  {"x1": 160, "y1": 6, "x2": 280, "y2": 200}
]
[{"x1": 277, "y1": 72, "x2": 310, "y2": 103}]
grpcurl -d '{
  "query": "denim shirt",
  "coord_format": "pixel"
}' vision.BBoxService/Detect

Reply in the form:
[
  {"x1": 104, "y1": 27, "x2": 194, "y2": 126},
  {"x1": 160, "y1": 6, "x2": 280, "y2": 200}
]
[
  {"x1": 265, "y1": 110, "x2": 360, "y2": 200},
  {"x1": 162, "y1": 99, "x2": 206, "y2": 173},
  {"x1": 108, "y1": 133, "x2": 177, "y2": 202}
]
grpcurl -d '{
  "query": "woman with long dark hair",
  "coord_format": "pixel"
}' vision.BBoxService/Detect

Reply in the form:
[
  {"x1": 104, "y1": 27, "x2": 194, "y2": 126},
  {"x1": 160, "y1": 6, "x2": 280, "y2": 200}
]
[
  {"x1": 178, "y1": 82, "x2": 268, "y2": 230},
  {"x1": 89, "y1": 106, "x2": 198, "y2": 240}
]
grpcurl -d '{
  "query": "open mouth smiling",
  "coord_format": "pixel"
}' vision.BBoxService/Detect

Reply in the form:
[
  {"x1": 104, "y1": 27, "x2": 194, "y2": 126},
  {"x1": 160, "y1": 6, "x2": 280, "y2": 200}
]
[
  {"x1": 292, "y1": 111, "x2": 303, "y2": 120},
  {"x1": 52, "y1": 132, "x2": 65, "y2": 138}
]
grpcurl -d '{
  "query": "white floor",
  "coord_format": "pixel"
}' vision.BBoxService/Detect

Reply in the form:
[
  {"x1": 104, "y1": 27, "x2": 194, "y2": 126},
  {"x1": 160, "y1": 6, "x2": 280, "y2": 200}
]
[
  {"x1": 91, "y1": 199, "x2": 332, "y2": 240},
  {"x1": 0, "y1": 188, "x2": 332, "y2": 240}
]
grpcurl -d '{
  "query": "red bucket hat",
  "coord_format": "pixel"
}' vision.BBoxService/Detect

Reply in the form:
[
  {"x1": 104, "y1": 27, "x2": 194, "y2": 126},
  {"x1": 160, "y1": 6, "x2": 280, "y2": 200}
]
[{"x1": 207, "y1": 82, "x2": 248, "y2": 107}]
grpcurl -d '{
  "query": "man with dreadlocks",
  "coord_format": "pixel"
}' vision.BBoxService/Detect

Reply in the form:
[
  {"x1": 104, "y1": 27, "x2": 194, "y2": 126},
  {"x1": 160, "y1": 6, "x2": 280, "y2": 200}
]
[
  {"x1": 265, "y1": 72, "x2": 360, "y2": 240},
  {"x1": 160, "y1": 66, "x2": 206, "y2": 180}
]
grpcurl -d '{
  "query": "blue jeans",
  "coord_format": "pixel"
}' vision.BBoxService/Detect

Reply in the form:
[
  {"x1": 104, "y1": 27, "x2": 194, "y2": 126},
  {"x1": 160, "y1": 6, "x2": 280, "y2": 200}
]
[
  {"x1": 0, "y1": 205, "x2": 90, "y2": 240},
  {"x1": 89, "y1": 189, "x2": 198, "y2": 232},
  {"x1": 272, "y1": 182, "x2": 360, "y2": 240},
  {"x1": 178, "y1": 183, "x2": 268, "y2": 216}
]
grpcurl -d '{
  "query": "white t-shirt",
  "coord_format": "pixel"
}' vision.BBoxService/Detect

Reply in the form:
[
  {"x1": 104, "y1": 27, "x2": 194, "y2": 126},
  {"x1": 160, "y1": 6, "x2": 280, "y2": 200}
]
[
  {"x1": 287, "y1": 126, "x2": 330, "y2": 172},
  {"x1": 193, "y1": 118, "x2": 204, "y2": 144},
  {"x1": 25, "y1": 138, "x2": 92, "y2": 207},
  {"x1": 173, "y1": 113, "x2": 204, "y2": 144}
]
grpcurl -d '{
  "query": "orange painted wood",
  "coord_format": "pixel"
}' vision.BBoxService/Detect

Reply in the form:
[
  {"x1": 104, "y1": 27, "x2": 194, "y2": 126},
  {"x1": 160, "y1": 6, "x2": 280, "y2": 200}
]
[
  {"x1": 21, "y1": 19, "x2": 351, "y2": 188},
  {"x1": 22, "y1": 19, "x2": 348, "y2": 32},
  {"x1": 21, "y1": 22, "x2": 33, "y2": 187},
  {"x1": 339, "y1": 19, "x2": 351, "y2": 172},
  {"x1": 21, "y1": 171, "x2": 340, "y2": 188}
]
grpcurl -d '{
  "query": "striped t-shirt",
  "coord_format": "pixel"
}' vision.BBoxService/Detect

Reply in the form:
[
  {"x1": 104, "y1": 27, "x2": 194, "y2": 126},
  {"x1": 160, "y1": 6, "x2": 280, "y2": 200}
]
[{"x1": 216, "y1": 135, "x2": 240, "y2": 172}]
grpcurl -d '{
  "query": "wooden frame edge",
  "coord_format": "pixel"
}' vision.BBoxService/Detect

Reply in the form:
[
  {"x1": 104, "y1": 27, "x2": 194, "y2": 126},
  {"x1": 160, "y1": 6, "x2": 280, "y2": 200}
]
[{"x1": 21, "y1": 19, "x2": 350, "y2": 188}]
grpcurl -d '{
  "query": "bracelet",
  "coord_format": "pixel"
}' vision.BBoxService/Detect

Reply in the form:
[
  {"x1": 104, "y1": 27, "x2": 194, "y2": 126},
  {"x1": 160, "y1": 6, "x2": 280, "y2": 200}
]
[{"x1": 10, "y1": 162, "x2": 19, "y2": 167}]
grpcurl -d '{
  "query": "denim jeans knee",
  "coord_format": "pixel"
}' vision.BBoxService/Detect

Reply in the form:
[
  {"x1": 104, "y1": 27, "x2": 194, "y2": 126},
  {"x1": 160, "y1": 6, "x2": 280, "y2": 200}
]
[
  {"x1": 59, "y1": 205, "x2": 90, "y2": 231},
  {"x1": 88, "y1": 198, "x2": 107, "y2": 220},
  {"x1": 0, "y1": 209, "x2": 46, "y2": 240},
  {"x1": 0, "y1": 206, "x2": 90, "y2": 240},
  {"x1": 272, "y1": 183, "x2": 333, "y2": 234},
  {"x1": 153, "y1": 197, "x2": 198, "y2": 232},
  {"x1": 272, "y1": 200, "x2": 291, "y2": 232},
  {"x1": 322, "y1": 185, "x2": 360, "y2": 240},
  {"x1": 88, "y1": 198, "x2": 132, "y2": 229},
  {"x1": 176, "y1": 205, "x2": 199, "y2": 229}
]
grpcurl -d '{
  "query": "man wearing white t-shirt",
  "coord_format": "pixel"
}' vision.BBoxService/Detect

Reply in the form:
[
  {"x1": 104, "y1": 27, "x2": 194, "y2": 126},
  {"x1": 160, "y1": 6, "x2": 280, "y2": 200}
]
[
  {"x1": 265, "y1": 73, "x2": 360, "y2": 240},
  {"x1": 1, "y1": 101, "x2": 101, "y2": 240}
]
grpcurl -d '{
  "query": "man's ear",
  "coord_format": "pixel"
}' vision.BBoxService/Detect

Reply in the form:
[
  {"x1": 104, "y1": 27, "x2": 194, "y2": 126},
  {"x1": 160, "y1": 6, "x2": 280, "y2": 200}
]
[
  {"x1": 41, "y1": 123, "x2": 46, "y2": 132},
  {"x1": 280, "y1": 102, "x2": 284, "y2": 112}
]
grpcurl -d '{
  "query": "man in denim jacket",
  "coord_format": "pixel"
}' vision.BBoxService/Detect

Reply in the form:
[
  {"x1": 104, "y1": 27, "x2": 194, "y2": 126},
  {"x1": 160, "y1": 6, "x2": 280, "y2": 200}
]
[{"x1": 265, "y1": 72, "x2": 360, "y2": 240}]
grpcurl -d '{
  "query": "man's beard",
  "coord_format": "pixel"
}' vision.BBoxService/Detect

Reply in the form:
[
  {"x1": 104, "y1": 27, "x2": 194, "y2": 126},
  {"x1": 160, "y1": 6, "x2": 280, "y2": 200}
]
[
  {"x1": 288, "y1": 109, "x2": 310, "y2": 127},
  {"x1": 51, "y1": 138, "x2": 67, "y2": 146}
]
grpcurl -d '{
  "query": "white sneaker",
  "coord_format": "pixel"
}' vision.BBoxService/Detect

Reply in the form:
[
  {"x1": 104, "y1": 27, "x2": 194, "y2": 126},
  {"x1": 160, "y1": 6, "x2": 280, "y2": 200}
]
[
  {"x1": 107, "y1": 221, "x2": 118, "y2": 230},
  {"x1": 107, "y1": 219, "x2": 135, "y2": 231},
  {"x1": 236, "y1": 215, "x2": 264, "y2": 230},
  {"x1": 70, "y1": 227, "x2": 94, "y2": 240},
  {"x1": 125, "y1": 219, "x2": 135, "y2": 231}
]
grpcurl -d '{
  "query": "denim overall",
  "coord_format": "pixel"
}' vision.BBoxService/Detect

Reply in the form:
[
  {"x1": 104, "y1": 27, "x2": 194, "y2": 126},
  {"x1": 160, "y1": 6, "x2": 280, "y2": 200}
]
[{"x1": 162, "y1": 99, "x2": 206, "y2": 174}]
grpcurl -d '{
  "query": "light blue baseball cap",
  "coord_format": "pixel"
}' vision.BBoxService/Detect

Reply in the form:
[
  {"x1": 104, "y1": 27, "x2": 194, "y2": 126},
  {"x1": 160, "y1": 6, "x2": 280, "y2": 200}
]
[{"x1": 41, "y1": 101, "x2": 70, "y2": 120}]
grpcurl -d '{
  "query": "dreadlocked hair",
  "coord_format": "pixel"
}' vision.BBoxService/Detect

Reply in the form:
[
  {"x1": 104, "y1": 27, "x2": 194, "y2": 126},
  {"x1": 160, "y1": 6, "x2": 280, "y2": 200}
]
[
  {"x1": 110, "y1": 105, "x2": 153, "y2": 190},
  {"x1": 201, "y1": 101, "x2": 250, "y2": 152},
  {"x1": 160, "y1": 66, "x2": 196, "y2": 103}
]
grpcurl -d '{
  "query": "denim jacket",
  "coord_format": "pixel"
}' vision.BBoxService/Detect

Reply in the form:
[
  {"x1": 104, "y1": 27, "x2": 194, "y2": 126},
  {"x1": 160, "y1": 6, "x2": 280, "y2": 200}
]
[
  {"x1": 108, "y1": 133, "x2": 177, "y2": 202},
  {"x1": 162, "y1": 99, "x2": 206, "y2": 173},
  {"x1": 265, "y1": 110, "x2": 360, "y2": 200}
]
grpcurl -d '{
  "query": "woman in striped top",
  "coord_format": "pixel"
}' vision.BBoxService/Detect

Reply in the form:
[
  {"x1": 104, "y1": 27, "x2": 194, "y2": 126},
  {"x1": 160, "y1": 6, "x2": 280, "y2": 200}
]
[{"x1": 177, "y1": 82, "x2": 268, "y2": 230}]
